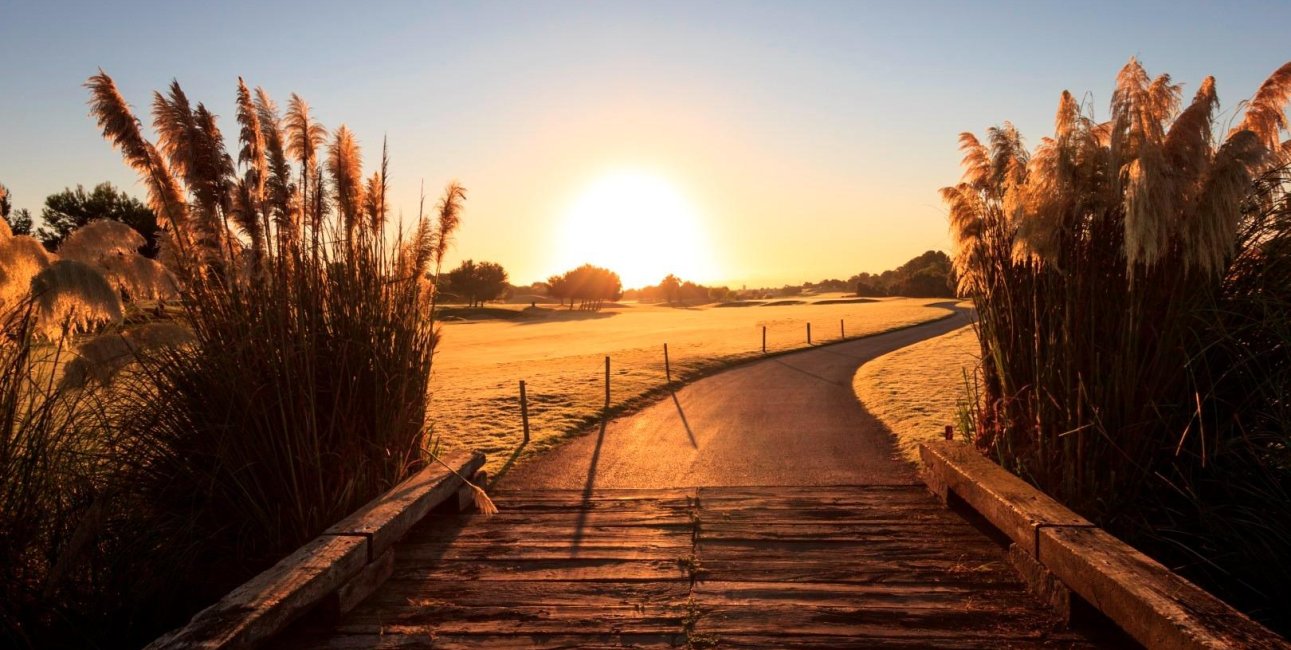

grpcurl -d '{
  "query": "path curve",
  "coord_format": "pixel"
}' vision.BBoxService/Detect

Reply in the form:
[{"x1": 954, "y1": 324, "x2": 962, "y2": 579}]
[{"x1": 503, "y1": 301, "x2": 973, "y2": 489}]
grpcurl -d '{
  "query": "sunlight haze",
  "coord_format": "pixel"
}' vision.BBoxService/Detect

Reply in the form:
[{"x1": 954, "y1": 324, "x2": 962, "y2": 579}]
[{"x1": 2, "y1": 0, "x2": 1289, "y2": 287}]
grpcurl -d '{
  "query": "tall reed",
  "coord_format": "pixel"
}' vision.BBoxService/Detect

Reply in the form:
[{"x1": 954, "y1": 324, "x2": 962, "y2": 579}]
[
  {"x1": 945, "y1": 59, "x2": 1291, "y2": 625},
  {"x1": 82, "y1": 72, "x2": 463, "y2": 639}
]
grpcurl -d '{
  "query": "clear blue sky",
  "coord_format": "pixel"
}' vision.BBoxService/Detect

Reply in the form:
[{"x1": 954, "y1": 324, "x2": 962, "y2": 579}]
[{"x1": 2, "y1": 1, "x2": 1288, "y2": 286}]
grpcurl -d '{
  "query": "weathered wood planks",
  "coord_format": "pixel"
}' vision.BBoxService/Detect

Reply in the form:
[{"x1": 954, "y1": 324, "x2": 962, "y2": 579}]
[{"x1": 284, "y1": 485, "x2": 1097, "y2": 648}]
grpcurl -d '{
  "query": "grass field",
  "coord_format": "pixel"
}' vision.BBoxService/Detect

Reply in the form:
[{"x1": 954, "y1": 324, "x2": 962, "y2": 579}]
[
  {"x1": 428, "y1": 296, "x2": 953, "y2": 475},
  {"x1": 852, "y1": 323, "x2": 979, "y2": 463}
]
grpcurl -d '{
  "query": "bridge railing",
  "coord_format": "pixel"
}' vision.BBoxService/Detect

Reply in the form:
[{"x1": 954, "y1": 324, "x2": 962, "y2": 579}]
[
  {"x1": 920, "y1": 441, "x2": 1289, "y2": 650},
  {"x1": 145, "y1": 449, "x2": 486, "y2": 650}
]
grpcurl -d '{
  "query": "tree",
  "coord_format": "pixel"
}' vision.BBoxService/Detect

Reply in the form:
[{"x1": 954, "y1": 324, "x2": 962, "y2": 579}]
[
  {"x1": 660, "y1": 274, "x2": 680, "y2": 304},
  {"x1": 37, "y1": 182, "x2": 159, "y2": 256},
  {"x1": 444, "y1": 259, "x2": 508, "y2": 307},
  {"x1": 0, "y1": 183, "x2": 33, "y2": 236},
  {"x1": 552, "y1": 264, "x2": 621, "y2": 310}
]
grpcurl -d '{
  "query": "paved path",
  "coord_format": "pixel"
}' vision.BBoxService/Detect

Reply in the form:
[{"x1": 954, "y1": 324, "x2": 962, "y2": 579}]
[{"x1": 503, "y1": 302, "x2": 973, "y2": 489}]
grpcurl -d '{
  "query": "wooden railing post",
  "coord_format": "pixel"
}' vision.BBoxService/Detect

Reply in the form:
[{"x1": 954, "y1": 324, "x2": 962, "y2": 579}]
[
  {"x1": 664, "y1": 343, "x2": 671, "y2": 382},
  {"x1": 519, "y1": 380, "x2": 530, "y2": 444}
]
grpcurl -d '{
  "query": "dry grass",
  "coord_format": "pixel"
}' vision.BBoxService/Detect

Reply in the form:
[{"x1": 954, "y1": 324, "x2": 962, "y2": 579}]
[
  {"x1": 852, "y1": 324, "x2": 978, "y2": 464},
  {"x1": 429, "y1": 296, "x2": 950, "y2": 472}
]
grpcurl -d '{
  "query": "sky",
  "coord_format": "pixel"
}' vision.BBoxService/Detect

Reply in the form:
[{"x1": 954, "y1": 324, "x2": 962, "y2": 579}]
[{"x1": 2, "y1": 0, "x2": 1289, "y2": 288}]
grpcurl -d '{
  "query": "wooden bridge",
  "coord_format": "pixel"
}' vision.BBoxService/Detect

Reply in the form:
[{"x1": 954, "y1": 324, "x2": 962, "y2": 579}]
[{"x1": 282, "y1": 484, "x2": 1095, "y2": 648}]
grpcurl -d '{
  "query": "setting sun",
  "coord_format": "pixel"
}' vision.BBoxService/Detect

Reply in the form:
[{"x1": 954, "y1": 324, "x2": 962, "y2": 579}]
[{"x1": 552, "y1": 170, "x2": 715, "y2": 289}]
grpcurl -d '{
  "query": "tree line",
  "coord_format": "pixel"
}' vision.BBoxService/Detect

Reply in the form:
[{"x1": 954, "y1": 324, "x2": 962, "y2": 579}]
[{"x1": 1, "y1": 181, "x2": 160, "y2": 256}]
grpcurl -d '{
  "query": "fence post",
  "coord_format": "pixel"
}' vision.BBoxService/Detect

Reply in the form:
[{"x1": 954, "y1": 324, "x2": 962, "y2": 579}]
[
  {"x1": 944, "y1": 425, "x2": 953, "y2": 441},
  {"x1": 762, "y1": 326, "x2": 767, "y2": 354},
  {"x1": 519, "y1": 380, "x2": 530, "y2": 444},
  {"x1": 807, "y1": 322, "x2": 812, "y2": 345},
  {"x1": 664, "y1": 343, "x2": 671, "y2": 383},
  {"x1": 840, "y1": 319, "x2": 844, "y2": 339},
  {"x1": 604, "y1": 355, "x2": 611, "y2": 409}
]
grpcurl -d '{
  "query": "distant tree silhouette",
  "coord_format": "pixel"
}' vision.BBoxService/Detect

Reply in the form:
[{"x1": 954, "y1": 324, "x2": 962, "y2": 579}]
[
  {"x1": 0, "y1": 183, "x2": 33, "y2": 235},
  {"x1": 37, "y1": 182, "x2": 159, "y2": 256},
  {"x1": 552, "y1": 264, "x2": 621, "y2": 310},
  {"x1": 445, "y1": 259, "x2": 508, "y2": 307},
  {"x1": 845, "y1": 250, "x2": 955, "y2": 298},
  {"x1": 660, "y1": 274, "x2": 680, "y2": 304}
]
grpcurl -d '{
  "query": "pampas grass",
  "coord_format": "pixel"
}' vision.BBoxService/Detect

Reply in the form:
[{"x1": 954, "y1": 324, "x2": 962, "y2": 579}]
[
  {"x1": 82, "y1": 71, "x2": 463, "y2": 644},
  {"x1": 947, "y1": 58, "x2": 1291, "y2": 629},
  {"x1": 29, "y1": 260, "x2": 123, "y2": 337}
]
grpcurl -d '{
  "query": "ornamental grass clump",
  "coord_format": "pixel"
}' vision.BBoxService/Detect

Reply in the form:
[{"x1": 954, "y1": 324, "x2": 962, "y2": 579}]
[
  {"x1": 945, "y1": 58, "x2": 1291, "y2": 626},
  {"x1": 84, "y1": 72, "x2": 464, "y2": 636}
]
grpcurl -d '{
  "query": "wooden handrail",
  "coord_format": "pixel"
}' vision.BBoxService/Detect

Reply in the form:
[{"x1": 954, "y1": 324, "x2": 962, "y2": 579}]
[
  {"x1": 146, "y1": 449, "x2": 485, "y2": 650},
  {"x1": 920, "y1": 441, "x2": 1288, "y2": 650}
]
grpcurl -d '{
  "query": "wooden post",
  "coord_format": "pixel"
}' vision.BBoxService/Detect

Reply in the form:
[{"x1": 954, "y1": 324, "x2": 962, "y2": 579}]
[
  {"x1": 664, "y1": 343, "x2": 672, "y2": 382},
  {"x1": 604, "y1": 356, "x2": 611, "y2": 408},
  {"x1": 807, "y1": 322, "x2": 812, "y2": 345},
  {"x1": 762, "y1": 326, "x2": 767, "y2": 353},
  {"x1": 840, "y1": 319, "x2": 844, "y2": 339},
  {"x1": 944, "y1": 425, "x2": 954, "y2": 441},
  {"x1": 519, "y1": 380, "x2": 530, "y2": 444}
]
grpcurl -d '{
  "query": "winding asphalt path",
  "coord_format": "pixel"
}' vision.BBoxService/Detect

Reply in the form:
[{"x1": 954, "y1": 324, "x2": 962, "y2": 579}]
[{"x1": 503, "y1": 302, "x2": 973, "y2": 489}]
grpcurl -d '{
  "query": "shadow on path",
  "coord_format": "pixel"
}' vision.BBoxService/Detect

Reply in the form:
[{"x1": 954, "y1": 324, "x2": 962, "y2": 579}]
[
  {"x1": 572, "y1": 412, "x2": 609, "y2": 555},
  {"x1": 671, "y1": 391, "x2": 698, "y2": 449},
  {"x1": 487, "y1": 440, "x2": 528, "y2": 488},
  {"x1": 772, "y1": 357, "x2": 848, "y2": 388}
]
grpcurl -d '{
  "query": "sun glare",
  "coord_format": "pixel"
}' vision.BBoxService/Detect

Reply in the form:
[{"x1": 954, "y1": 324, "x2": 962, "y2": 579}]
[{"x1": 554, "y1": 171, "x2": 715, "y2": 289}]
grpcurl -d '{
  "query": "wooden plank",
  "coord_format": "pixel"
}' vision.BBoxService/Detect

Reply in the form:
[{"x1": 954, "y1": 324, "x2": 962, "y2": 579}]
[
  {"x1": 1039, "y1": 526, "x2": 1291, "y2": 650},
  {"x1": 371, "y1": 580, "x2": 688, "y2": 610},
  {"x1": 695, "y1": 602, "x2": 1069, "y2": 636},
  {"x1": 329, "y1": 604, "x2": 684, "y2": 634},
  {"x1": 289, "y1": 632, "x2": 683, "y2": 649},
  {"x1": 696, "y1": 559, "x2": 1030, "y2": 587},
  {"x1": 918, "y1": 441, "x2": 1091, "y2": 556},
  {"x1": 712, "y1": 633, "x2": 1093, "y2": 649},
  {"x1": 325, "y1": 450, "x2": 484, "y2": 560},
  {"x1": 691, "y1": 580, "x2": 1031, "y2": 609},
  {"x1": 146, "y1": 534, "x2": 368, "y2": 650},
  {"x1": 385, "y1": 558, "x2": 687, "y2": 582},
  {"x1": 417, "y1": 512, "x2": 693, "y2": 532},
  {"x1": 399, "y1": 541, "x2": 691, "y2": 562}
]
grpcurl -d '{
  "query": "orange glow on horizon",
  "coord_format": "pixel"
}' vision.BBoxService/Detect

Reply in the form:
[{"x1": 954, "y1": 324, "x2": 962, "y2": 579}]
[{"x1": 549, "y1": 170, "x2": 718, "y2": 289}]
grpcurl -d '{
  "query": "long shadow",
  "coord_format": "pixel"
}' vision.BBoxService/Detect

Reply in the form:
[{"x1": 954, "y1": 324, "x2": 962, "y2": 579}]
[
  {"x1": 571, "y1": 410, "x2": 609, "y2": 556},
  {"x1": 772, "y1": 357, "x2": 848, "y2": 388},
  {"x1": 486, "y1": 439, "x2": 529, "y2": 488},
  {"x1": 670, "y1": 390, "x2": 699, "y2": 449},
  {"x1": 515, "y1": 309, "x2": 617, "y2": 325}
]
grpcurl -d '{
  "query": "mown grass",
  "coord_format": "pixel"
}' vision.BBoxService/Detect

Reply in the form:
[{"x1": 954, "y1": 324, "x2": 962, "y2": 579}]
[
  {"x1": 852, "y1": 324, "x2": 978, "y2": 464},
  {"x1": 429, "y1": 297, "x2": 951, "y2": 473}
]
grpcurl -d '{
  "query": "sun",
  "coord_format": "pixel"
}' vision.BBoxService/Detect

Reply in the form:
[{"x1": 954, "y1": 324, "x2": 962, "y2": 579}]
[{"x1": 553, "y1": 170, "x2": 715, "y2": 290}]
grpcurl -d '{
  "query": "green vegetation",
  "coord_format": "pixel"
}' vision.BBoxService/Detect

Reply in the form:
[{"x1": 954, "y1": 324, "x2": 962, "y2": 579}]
[
  {"x1": 0, "y1": 183, "x2": 33, "y2": 236},
  {"x1": 846, "y1": 250, "x2": 955, "y2": 297},
  {"x1": 34, "y1": 182, "x2": 159, "y2": 256},
  {"x1": 945, "y1": 58, "x2": 1291, "y2": 628}
]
